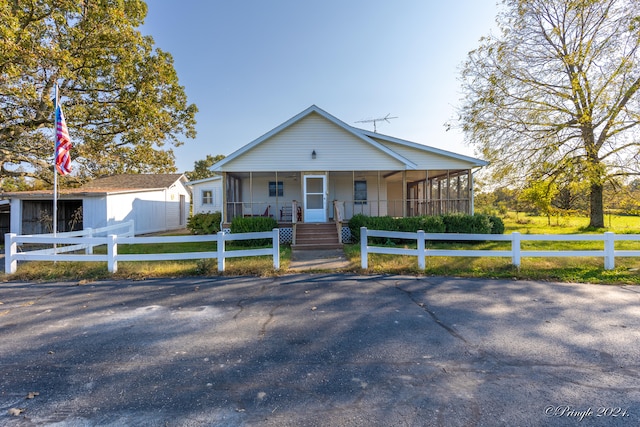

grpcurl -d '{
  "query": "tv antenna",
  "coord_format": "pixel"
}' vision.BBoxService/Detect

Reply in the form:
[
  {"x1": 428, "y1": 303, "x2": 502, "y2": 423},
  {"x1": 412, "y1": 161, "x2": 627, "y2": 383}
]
[{"x1": 355, "y1": 113, "x2": 397, "y2": 132}]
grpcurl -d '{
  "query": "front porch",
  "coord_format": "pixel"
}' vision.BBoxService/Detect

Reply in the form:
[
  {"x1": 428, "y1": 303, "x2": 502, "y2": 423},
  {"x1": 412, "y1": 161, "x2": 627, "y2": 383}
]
[{"x1": 221, "y1": 169, "x2": 475, "y2": 225}]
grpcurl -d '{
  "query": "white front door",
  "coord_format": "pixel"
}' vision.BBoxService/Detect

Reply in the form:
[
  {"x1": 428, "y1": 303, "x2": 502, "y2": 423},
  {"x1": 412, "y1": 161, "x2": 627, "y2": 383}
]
[{"x1": 303, "y1": 175, "x2": 326, "y2": 222}]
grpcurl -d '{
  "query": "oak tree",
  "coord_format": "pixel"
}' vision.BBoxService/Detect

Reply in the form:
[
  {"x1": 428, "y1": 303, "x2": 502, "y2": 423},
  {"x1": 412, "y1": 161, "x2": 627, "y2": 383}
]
[
  {"x1": 459, "y1": 0, "x2": 640, "y2": 227},
  {"x1": 186, "y1": 154, "x2": 225, "y2": 181},
  {"x1": 0, "y1": 0, "x2": 197, "y2": 185}
]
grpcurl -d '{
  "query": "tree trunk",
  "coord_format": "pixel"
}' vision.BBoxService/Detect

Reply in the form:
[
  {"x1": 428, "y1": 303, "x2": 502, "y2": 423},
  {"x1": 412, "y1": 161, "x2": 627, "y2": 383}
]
[{"x1": 589, "y1": 183, "x2": 605, "y2": 228}]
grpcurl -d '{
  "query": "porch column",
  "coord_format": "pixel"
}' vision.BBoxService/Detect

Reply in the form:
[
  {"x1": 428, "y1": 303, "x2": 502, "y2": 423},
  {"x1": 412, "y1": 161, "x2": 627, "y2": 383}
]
[
  {"x1": 377, "y1": 170, "x2": 380, "y2": 217},
  {"x1": 402, "y1": 170, "x2": 407, "y2": 217},
  {"x1": 470, "y1": 169, "x2": 475, "y2": 215},
  {"x1": 425, "y1": 170, "x2": 429, "y2": 216},
  {"x1": 249, "y1": 172, "x2": 253, "y2": 210},
  {"x1": 221, "y1": 172, "x2": 227, "y2": 223}
]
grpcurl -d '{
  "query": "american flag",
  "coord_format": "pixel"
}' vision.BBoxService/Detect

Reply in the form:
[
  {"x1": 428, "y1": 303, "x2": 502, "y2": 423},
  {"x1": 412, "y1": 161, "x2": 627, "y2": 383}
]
[{"x1": 55, "y1": 105, "x2": 72, "y2": 175}]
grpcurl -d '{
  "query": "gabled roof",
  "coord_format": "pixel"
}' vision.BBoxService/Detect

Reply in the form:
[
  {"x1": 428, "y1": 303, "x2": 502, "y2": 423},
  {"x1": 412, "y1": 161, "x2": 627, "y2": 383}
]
[
  {"x1": 2, "y1": 174, "x2": 188, "y2": 199},
  {"x1": 212, "y1": 105, "x2": 420, "y2": 171},
  {"x1": 81, "y1": 173, "x2": 186, "y2": 191},
  {"x1": 184, "y1": 175, "x2": 222, "y2": 186},
  {"x1": 359, "y1": 129, "x2": 488, "y2": 167}
]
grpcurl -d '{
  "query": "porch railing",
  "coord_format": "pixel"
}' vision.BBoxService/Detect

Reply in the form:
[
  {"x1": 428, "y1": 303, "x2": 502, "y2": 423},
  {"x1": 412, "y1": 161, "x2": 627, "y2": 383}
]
[
  {"x1": 225, "y1": 198, "x2": 471, "y2": 224},
  {"x1": 342, "y1": 199, "x2": 471, "y2": 219}
]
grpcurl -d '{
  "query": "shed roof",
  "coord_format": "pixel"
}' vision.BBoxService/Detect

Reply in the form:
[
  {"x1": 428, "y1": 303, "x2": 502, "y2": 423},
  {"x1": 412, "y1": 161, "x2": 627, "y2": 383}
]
[
  {"x1": 2, "y1": 174, "x2": 187, "y2": 199},
  {"x1": 81, "y1": 173, "x2": 186, "y2": 191}
]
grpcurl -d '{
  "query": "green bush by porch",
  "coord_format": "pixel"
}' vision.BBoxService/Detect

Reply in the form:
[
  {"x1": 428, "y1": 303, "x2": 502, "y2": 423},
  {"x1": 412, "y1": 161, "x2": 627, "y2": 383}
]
[
  {"x1": 187, "y1": 212, "x2": 222, "y2": 235},
  {"x1": 230, "y1": 216, "x2": 278, "y2": 246},
  {"x1": 348, "y1": 213, "x2": 504, "y2": 241}
]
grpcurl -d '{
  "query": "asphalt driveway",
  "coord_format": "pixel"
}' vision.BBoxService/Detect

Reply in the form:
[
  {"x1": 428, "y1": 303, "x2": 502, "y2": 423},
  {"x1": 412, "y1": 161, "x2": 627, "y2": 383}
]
[{"x1": 0, "y1": 274, "x2": 639, "y2": 426}]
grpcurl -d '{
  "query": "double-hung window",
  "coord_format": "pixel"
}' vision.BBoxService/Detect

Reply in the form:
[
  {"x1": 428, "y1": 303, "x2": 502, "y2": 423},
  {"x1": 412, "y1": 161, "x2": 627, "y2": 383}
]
[
  {"x1": 269, "y1": 181, "x2": 284, "y2": 197},
  {"x1": 202, "y1": 190, "x2": 213, "y2": 205},
  {"x1": 354, "y1": 180, "x2": 367, "y2": 204}
]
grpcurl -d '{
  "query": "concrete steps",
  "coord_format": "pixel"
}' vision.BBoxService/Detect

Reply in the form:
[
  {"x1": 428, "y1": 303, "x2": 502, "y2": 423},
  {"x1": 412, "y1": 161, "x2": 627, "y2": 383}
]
[{"x1": 293, "y1": 223, "x2": 343, "y2": 250}]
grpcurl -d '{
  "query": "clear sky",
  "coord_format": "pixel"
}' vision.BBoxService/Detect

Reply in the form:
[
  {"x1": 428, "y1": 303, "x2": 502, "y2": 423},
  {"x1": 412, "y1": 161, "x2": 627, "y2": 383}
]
[{"x1": 141, "y1": 0, "x2": 500, "y2": 173}]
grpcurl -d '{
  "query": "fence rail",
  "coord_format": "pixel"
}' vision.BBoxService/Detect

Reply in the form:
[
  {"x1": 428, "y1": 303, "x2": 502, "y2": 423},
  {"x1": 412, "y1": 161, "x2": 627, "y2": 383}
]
[
  {"x1": 18, "y1": 221, "x2": 136, "y2": 257},
  {"x1": 360, "y1": 227, "x2": 640, "y2": 270},
  {"x1": 5, "y1": 228, "x2": 280, "y2": 274}
]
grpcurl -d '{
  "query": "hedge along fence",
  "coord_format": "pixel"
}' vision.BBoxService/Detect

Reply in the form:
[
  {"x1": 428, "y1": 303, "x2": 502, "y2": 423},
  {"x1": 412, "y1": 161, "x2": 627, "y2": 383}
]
[
  {"x1": 360, "y1": 228, "x2": 640, "y2": 271},
  {"x1": 348, "y1": 213, "x2": 504, "y2": 243}
]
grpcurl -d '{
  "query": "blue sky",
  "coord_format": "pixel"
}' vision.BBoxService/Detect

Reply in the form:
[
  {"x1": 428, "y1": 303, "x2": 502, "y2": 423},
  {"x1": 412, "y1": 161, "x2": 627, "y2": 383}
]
[{"x1": 141, "y1": 1, "x2": 500, "y2": 173}]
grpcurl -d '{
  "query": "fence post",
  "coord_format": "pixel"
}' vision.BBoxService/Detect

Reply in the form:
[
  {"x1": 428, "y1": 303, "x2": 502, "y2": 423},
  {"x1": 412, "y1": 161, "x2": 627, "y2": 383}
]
[
  {"x1": 5, "y1": 233, "x2": 17, "y2": 274},
  {"x1": 511, "y1": 232, "x2": 521, "y2": 269},
  {"x1": 417, "y1": 230, "x2": 425, "y2": 270},
  {"x1": 107, "y1": 234, "x2": 118, "y2": 273},
  {"x1": 360, "y1": 227, "x2": 368, "y2": 269},
  {"x1": 86, "y1": 228, "x2": 94, "y2": 254},
  {"x1": 604, "y1": 232, "x2": 615, "y2": 270},
  {"x1": 217, "y1": 231, "x2": 225, "y2": 272},
  {"x1": 272, "y1": 228, "x2": 280, "y2": 270}
]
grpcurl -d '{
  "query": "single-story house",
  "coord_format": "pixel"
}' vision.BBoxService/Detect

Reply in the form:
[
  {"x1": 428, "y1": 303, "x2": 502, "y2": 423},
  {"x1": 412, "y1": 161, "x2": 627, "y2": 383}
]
[
  {"x1": 197, "y1": 105, "x2": 487, "y2": 243},
  {"x1": 4, "y1": 173, "x2": 190, "y2": 236}
]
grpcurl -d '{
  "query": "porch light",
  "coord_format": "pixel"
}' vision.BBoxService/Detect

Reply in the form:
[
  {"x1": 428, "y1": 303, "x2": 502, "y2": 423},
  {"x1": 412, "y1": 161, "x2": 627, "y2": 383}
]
[{"x1": 311, "y1": 150, "x2": 317, "y2": 159}]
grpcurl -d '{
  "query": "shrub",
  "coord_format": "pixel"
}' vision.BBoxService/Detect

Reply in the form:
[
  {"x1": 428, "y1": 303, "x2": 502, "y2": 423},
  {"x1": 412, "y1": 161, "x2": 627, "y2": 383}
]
[
  {"x1": 349, "y1": 213, "x2": 495, "y2": 243},
  {"x1": 348, "y1": 214, "x2": 369, "y2": 241},
  {"x1": 187, "y1": 212, "x2": 222, "y2": 235},
  {"x1": 486, "y1": 215, "x2": 505, "y2": 234},
  {"x1": 442, "y1": 213, "x2": 492, "y2": 234},
  {"x1": 230, "y1": 216, "x2": 278, "y2": 246},
  {"x1": 419, "y1": 216, "x2": 446, "y2": 233}
]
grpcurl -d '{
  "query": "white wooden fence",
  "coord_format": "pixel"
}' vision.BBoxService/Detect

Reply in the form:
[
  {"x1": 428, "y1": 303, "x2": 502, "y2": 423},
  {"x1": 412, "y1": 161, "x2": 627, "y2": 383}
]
[
  {"x1": 4, "y1": 226, "x2": 280, "y2": 274},
  {"x1": 360, "y1": 227, "x2": 640, "y2": 270}
]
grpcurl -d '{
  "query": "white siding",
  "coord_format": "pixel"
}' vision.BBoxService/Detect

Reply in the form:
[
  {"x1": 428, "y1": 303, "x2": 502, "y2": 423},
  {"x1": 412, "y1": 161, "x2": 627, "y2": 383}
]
[
  {"x1": 222, "y1": 113, "x2": 406, "y2": 172},
  {"x1": 191, "y1": 181, "x2": 223, "y2": 215},
  {"x1": 9, "y1": 199, "x2": 21, "y2": 234},
  {"x1": 82, "y1": 197, "x2": 108, "y2": 230},
  {"x1": 103, "y1": 190, "x2": 176, "y2": 235},
  {"x1": 330, "y1": 173, "x2": 388, "y2": 218}
]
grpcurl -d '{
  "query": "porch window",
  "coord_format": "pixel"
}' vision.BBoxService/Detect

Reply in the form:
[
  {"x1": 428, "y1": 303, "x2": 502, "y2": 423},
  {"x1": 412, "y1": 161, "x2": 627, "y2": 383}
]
[
  {"x1": 269, "y1": 181, "x2": 284, "y2": 197},
  {"x1": 202, "y1": 190, "x2": 213, "y2": 205},
  {"x1": 354, "y1": 180, "x2": 367, "y2": 204}
]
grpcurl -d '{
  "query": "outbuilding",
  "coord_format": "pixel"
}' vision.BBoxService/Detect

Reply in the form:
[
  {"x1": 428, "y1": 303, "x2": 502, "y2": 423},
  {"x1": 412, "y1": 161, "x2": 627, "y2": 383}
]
[{"x1": 4, "y1": 173, "x2": 190, "y2": 236}]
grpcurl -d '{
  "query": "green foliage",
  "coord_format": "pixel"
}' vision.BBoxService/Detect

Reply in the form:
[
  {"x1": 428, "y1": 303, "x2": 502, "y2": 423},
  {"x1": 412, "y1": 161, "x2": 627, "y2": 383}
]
[
  {"x1": 230, "y1": 216, "x2": 278, "y2": 246},
  {"x1": 347, "y1": 214, "x2": 368, "y2": 241},
  {"x1": 486, "y1": 215, "x2": 505, "y2": 234},
  {"x1": 519, "y1": 180, "x2": 559, "y2": 224},
  {"x1": 186, "y1": 154, "x2": 225, "y2": 181},
  {"x1": 0, "y1": 0, "x2": 197, "y2": 183},
  {"x1": 442, "y1": 214, "x2": 492, "y2": 234},
  {"x1": 349, "y1": 213, "x2": 495, "y2": 243},
  {"x1": 187, "y1": 212, "x2": 221, "y2": 235},
  {"x1": 459, "y1": 0, "x2": 640, "y2": 229}
]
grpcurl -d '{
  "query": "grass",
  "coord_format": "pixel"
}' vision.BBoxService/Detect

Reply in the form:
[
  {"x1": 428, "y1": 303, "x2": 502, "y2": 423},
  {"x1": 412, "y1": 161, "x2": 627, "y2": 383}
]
[{"x1": 3, "y1": 213, "x2": 640, "y2": 284}]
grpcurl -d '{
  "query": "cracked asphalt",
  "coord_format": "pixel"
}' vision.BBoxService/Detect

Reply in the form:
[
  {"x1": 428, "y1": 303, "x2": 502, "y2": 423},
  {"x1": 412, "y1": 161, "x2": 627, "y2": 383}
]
[{"x1": 0, "y1": 274, "x2": 639, "y2": 426}]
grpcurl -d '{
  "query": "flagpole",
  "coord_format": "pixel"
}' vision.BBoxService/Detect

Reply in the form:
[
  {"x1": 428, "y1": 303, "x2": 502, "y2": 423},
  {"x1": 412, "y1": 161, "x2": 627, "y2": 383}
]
[{"x1": 53, "y1": 84, "x2": 58, "y2": 237}]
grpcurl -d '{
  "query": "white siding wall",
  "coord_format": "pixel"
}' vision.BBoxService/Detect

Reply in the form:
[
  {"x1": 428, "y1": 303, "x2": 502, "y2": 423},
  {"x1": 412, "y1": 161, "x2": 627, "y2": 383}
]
[
  {"x1": 240, "y1": 175, "x2": 302, "y2": 218},
  {"x1": 105, "y1": 191, "x2": 172, "y2": 235},
  {"x1": 329, "y1": 174, "x2": 388, "y2": 218},
  {"x1": 9, "y1": 199, "x2": 21, "y2": 234},
  {"x1": 222, "y1": 113, "x2": 406, "y2": 172},
  {"x1": 191, "y1": 181, "x2": 222, "y2": 215},
  {"x1": 82, "y1": 197, "x2": 108, "y2": 230}
]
